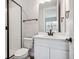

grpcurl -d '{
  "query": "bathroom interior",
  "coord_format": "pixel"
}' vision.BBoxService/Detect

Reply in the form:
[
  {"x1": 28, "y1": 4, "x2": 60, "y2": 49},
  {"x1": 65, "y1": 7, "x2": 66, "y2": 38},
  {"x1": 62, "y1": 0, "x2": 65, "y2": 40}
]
[{"x1": 5, "y1": 0, "x2": 74, "y2": 59}]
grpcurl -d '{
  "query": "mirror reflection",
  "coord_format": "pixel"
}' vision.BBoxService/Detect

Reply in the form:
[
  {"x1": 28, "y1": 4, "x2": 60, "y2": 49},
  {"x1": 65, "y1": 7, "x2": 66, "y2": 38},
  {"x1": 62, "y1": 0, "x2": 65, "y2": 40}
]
[{"x1": 39, "y1": 0, "x2": 58, "y2": 32}]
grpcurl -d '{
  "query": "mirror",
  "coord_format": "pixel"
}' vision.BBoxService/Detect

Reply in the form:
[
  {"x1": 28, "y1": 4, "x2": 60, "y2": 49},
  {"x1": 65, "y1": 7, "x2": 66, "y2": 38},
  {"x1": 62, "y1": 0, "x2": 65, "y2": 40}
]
[{"x1": 39, "y1": 0, "x2": 59, "y2": 32}]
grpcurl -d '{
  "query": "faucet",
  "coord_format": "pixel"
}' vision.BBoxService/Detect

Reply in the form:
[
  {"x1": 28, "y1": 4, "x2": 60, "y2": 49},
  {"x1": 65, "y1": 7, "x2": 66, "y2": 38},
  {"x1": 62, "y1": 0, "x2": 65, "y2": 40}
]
[{"x1": 48, "y1": 29, "x2": 53, "y2": 36}]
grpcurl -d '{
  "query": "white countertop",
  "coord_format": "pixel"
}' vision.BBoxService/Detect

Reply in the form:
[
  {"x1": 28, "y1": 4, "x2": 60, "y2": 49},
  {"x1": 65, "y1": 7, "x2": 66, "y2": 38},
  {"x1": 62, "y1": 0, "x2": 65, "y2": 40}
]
[{"x1": 33, "y1": 33, "x2": 70, "y2": 40}]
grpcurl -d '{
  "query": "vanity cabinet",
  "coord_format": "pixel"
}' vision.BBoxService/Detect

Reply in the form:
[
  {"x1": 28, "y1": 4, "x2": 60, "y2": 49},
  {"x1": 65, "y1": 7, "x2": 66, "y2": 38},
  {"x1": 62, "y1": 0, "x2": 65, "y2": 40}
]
[
  {"x1": 34, "y1": 38, "x2": 69, "y2": 59},
  {"x1": 35, "y1": 46, "x2": 49, "y2": 59},
  {"x1": 50, "y1": 48, "x2": 69, "y2": 59}
]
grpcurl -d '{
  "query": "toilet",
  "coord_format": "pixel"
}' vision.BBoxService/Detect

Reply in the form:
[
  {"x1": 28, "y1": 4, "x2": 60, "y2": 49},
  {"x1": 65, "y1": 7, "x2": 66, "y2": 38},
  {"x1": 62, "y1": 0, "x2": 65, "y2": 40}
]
[{"x1": 14, "y1": 38, "x2": 33, "y2": 59}]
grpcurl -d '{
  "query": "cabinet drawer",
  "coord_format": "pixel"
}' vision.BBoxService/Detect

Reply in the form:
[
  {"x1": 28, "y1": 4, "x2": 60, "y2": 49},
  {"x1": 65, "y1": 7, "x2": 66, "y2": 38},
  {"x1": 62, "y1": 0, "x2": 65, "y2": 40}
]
[{"x1": 34, "y1": 39, "x2": 69, "y2": 51}]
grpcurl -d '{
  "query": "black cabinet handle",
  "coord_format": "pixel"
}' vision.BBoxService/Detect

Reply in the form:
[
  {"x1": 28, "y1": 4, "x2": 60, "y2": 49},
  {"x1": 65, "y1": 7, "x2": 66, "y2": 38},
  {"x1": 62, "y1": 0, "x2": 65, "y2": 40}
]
[{"x1": 66, "y1": 37, "x2": 72, "y2": 42}]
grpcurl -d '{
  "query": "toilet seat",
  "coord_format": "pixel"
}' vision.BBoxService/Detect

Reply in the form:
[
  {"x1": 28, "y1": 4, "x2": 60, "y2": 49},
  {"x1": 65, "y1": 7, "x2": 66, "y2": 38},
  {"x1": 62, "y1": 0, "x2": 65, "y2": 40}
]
[{"x1": 15, "y1": 48, "x2": 29, "y2": 57}]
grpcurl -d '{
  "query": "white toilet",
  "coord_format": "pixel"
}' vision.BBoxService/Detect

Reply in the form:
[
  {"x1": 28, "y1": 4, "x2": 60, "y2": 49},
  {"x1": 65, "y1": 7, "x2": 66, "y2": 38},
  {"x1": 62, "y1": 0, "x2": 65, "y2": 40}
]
[{"x1": 14, "y1": 38, "x2": 33, "y2": 59}]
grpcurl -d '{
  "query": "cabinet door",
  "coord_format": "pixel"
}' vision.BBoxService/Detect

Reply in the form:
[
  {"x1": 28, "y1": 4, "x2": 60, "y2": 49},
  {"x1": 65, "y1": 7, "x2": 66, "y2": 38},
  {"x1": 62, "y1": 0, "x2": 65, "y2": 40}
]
[
  {"x1": 50, "y1": 48, "x2": 69, "y2": 59},
  {"x1": 34, "y1": 46, "x2": 49, "y2": 59}
]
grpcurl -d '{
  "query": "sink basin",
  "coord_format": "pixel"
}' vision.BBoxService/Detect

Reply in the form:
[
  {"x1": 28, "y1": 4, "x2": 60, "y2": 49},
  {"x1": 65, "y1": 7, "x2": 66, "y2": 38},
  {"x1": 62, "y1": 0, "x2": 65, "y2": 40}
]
[
  {"x1": 34, "y1": 32, "x2": 69, "y2": 40},
  {"x1": 38, "y1": 32, "x2": 48, "y2": 37}
]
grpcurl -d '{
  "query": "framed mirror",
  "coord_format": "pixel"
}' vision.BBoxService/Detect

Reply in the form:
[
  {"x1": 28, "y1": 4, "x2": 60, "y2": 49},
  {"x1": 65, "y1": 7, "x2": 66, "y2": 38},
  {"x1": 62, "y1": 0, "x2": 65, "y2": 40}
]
[{"x1": 39, "y1": 0, "x2": 60, "y2": 32}]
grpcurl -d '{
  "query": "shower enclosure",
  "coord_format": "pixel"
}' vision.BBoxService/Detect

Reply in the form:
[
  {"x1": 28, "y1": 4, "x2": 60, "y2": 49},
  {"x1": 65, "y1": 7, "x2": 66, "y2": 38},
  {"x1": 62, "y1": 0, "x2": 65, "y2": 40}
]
[{"x1": 6, "y1": 0, "x2": 22, "y2": 58}]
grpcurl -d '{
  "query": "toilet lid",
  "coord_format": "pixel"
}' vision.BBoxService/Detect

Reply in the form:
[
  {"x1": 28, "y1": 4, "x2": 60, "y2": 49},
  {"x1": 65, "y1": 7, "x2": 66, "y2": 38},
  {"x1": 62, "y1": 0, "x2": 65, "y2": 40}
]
[{"x1": 15, "y1": 48, "x2": 29, "y2": 56}]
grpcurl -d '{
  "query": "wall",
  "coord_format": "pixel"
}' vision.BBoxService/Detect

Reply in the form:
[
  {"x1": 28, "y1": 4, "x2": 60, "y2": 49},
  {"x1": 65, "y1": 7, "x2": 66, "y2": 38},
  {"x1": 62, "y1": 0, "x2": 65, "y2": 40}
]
[
  {"x1": 65, "y1": 0, "x2": 74, "y2": 59},
  {"x1": 69, "y1": 0, "x2": 74, "y2": 59},
  {"x1": 69, "y1": 0, "x2": 74, "y2": 40}
]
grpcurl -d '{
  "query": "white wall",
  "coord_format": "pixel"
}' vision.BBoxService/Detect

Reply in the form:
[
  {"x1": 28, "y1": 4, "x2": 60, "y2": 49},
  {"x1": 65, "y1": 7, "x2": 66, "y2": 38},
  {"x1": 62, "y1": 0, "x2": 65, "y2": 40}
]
[
  {"x1": 69, "y1": 0, "x2": 74, "y2": 59},
  {"x1": 22, "y1": 0, "x2": 39, "y2": 39},
  {"x1": 66, "y1": 0, "x2": 74, "y2": 59},
  {"x1": 23, "y1": 21, "x2": 39, "y2": 38},
  {"x1": 69, "y1": 0, "x2": 74, "y2": 40}
]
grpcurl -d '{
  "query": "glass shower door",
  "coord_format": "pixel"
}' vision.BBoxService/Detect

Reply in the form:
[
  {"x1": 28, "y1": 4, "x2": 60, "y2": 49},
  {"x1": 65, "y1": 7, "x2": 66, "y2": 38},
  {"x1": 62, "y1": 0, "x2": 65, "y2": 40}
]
[{"x1": 9, "y1": 1, "x2": 21, "y2": 57}]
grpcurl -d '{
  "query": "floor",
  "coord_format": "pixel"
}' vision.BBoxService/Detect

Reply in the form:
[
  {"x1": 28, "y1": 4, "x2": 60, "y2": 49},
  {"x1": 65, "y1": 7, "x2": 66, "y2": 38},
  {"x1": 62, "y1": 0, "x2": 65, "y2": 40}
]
[
  {"x1": 10, "y1": 56, "x2": 34, "y2": 59},
  {"x1": 10, "y1": 48, "x2": 34, "y2": 59},
  {"x1": 10, "y1": 52, "x2": 34, "y2": 59}
]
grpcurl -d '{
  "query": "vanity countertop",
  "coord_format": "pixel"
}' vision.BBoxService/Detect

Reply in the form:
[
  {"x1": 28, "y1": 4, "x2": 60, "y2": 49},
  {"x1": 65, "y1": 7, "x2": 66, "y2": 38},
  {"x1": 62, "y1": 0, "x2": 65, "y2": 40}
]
[{"x1": 33, "y1": 33, "x2": 70, "y2": 41}]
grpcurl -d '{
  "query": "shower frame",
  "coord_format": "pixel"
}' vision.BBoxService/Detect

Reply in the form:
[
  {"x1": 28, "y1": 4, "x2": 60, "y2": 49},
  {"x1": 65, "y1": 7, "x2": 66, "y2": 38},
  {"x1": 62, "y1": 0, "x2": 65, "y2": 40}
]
[{"x1": 6, "y1": 0, "x2": 23, "y2": 59}]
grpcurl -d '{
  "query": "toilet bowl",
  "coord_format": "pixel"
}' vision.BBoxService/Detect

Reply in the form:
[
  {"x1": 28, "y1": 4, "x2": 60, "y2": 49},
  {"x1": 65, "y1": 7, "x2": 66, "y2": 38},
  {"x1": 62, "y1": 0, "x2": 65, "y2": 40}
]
[
  {"x1": 14, "y1": 48, "x2": 29, "y2": 59},
  {"x1": 14, "y1": 38, "x2": 33, "y2": 59}
]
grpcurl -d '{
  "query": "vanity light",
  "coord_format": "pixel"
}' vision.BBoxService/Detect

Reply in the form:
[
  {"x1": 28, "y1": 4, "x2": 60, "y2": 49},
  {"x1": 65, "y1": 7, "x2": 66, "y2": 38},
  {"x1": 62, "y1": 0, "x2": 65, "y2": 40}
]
[{"x1": 39, "y1": 0, "x2": 51, "y2": 4}]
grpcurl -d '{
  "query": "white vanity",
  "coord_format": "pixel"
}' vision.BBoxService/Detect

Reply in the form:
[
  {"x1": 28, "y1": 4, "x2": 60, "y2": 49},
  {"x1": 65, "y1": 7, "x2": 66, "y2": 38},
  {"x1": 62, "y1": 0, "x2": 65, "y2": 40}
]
[
  {"x1": 34, "y1": 33, "x2": 69, "y2": 59},
  {"x1": 34, "y1": 0, "x2": 70, "y2": 58}
]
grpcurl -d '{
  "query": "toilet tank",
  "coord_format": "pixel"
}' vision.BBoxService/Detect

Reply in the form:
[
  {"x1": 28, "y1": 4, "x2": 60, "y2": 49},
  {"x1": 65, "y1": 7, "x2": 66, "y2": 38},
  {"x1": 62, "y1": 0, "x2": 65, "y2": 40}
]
[{"x1": 23, "y1": 38, "x2": 33, "y2": 49}]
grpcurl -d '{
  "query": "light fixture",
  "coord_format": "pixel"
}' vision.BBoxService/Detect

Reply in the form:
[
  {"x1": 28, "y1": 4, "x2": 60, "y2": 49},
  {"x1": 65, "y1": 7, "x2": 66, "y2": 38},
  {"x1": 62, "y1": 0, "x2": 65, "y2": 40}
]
[{"x1": 39, "y1": 0, "x2": 51, "y2": 4}]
